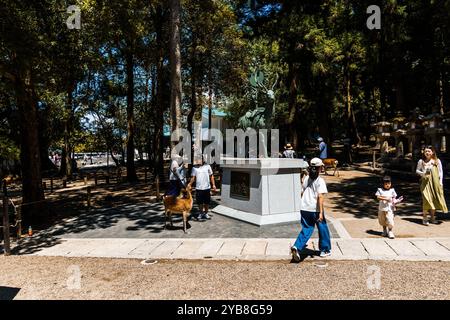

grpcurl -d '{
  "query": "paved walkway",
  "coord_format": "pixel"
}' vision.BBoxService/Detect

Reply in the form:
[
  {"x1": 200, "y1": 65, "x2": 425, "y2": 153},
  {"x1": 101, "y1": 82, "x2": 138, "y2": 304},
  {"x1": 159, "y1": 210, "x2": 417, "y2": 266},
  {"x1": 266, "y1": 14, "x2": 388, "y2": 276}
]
[
  {"x1": 30, "y1": 194, "x2": 340, "y2": 239},
  {"x1": 6, "y1": 170, "x2": 449, "y2": 262},
  {"x1": 20, "y1": 237, "x2": 450, "y2": 261}
]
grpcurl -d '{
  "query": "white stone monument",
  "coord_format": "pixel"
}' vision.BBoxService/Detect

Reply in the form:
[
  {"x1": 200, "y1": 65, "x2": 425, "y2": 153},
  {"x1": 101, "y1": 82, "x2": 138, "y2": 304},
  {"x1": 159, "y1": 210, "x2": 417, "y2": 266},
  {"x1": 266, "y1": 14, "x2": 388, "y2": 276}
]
[{"x1": 212, "y1": 157, "x2": 308, "y2": 226}]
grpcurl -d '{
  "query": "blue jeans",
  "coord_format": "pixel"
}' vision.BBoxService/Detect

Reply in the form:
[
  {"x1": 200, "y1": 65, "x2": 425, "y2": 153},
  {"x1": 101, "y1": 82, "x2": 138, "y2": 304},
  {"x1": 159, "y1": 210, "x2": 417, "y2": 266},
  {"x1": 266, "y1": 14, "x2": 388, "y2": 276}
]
[{"x1": 293, "y1": 210, "x2": 332, "y2": 252}]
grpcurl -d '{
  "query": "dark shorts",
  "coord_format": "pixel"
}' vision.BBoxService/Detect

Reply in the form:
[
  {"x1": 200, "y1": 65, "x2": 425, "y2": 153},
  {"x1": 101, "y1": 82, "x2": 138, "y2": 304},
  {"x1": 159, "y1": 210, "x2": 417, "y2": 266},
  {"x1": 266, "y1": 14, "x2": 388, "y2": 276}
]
[{"x1": 196, "y1": 189, "x2": 211, "y2": 205}]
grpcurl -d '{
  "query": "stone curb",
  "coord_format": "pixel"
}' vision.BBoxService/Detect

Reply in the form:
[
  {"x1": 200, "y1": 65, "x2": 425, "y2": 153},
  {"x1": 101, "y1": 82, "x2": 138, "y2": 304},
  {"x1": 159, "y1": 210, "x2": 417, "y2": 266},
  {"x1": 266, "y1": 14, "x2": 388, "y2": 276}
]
[{"x1": 20, "y1": 237, "x2": 450, "y2": 262}]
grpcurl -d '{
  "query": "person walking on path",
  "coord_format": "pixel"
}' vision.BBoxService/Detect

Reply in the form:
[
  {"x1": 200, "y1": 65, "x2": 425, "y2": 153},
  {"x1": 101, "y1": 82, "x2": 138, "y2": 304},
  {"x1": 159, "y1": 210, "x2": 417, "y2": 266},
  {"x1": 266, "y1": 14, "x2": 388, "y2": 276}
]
[
  {"x1": 318, "y1": 137, "x2": 327, "y2": 159},
  {"x1": 291, "y1": 157, "x2": 332, "y2": 262},
  {"x1": 416, "y1": 146, "x2": 448, "y2": 225},
  {"x1": 375, "y1": 176, "x2": 403, "y2": 239},
  {"x1": 188, "y1": 157, "x2": 217, "y2": 221},
  {"x1": 282, "y1": 143, "x2": 297, "y2": 158}
]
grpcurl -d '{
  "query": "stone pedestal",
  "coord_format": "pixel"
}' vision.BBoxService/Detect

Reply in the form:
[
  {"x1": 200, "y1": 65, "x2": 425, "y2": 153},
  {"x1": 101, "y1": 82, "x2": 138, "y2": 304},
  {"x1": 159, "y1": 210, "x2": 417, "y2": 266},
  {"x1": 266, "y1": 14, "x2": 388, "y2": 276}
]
[{"x1": 212, "y1": 158, "x2": 308, "y2": 226}]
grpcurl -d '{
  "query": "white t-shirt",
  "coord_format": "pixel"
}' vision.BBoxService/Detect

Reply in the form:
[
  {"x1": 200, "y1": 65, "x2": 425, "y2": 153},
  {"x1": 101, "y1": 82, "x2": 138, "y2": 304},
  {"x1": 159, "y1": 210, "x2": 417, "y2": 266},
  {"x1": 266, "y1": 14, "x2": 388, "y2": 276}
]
[
  {"x1": 301, "y1": 176, "x2": 328, "y2": 212},
  {"x1": 375, "y1": 188, "x2": 397, "y2": 212},
  {"x1": 192, "y1": 165, "x2": 213, "y2": 190}
]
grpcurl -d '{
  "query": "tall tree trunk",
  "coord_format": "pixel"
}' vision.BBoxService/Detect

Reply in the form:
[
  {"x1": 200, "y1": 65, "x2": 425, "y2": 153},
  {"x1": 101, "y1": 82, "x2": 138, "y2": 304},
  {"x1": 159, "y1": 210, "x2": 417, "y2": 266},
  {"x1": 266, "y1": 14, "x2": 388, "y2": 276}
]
[
  {"x1": 208, "y1": 83, "x2": 213, "y2": 132},
  {"x1": 392, "y1": 43, "x2": 406, "y2": 115},
  {"x1": 147, "y1": 66, "x2": 156, "y2": 167},
  {"x1": 126, "y1": 50, "x2": 138, "y2": 182},
  {"x1": 38, "y1": 107, "x2": 57, "y2": 171},
  {"x1": 439, "y1": 71, "x2": 444, "y2": 115},
  {"x1": 153, "y1": 5, "x2": 166, "y2": 180},
  {"x1": 15, "y1": 71, "x2": 47, "y2": 225},
  {"x1": 187, "y1": 45, "x2": 197, "y2": 165},
  {"x1": 379, "y1": 27, "x2": 387, "y2": 118},
  {"x1": 287, "y1": 61, "x2": 299, "y2": 148},
  {"x1": 394, "y1": 81, "x2": 405, "y2": 114},
  {"x1": 169, "y1": 0, "x2": 182, "y2": 135},
  {"x1": 207, "y1": 84, "x2": 214, "y2": 159},
  {"x1": 346, "y1": 73, "x2": 352, "y2": 139},
  {"x1": 317, "y1": 81, "x2": 332, "y2": 147},
  {"x1": 108, "y1": 148, "x2": 119, "y2": 167},
  {"x1": 345, "y1": 65, "x2": 361, "y2": 146},
  {"x1": 60, "y1": 88, "x2": 73, "y2": 178}
]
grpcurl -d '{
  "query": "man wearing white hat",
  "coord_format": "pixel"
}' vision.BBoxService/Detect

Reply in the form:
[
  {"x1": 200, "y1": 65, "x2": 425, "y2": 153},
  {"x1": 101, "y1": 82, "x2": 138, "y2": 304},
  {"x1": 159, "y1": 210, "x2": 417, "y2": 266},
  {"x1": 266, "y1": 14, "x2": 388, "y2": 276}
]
[{"x1": 291, "y1": 157, "x2": 332, "y2": 261}]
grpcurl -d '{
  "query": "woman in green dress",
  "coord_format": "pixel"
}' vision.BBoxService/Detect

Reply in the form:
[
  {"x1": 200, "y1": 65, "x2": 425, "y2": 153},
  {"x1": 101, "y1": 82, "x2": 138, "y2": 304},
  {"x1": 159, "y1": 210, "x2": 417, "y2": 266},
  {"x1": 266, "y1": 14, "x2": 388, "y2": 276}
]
[{"x1": 416, "y1": 146, "x2": 448, "y2": 225}]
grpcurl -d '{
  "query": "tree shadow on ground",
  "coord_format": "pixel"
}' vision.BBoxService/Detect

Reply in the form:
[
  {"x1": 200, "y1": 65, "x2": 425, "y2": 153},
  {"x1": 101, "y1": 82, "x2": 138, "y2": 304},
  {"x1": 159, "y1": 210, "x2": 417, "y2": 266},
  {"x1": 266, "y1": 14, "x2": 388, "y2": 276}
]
[
  {"x1": 11, "y1": 235, "x2": 64, "y2": 255},
  {"x1": 12, "y1": 180, "x2": 226, "y2": 254},
  {"x1": 11, "y1": 183, "x2": 171, "y2": 254},
  {"x1": 325, "y1": 173, "x2": 450, "y2": 219}
]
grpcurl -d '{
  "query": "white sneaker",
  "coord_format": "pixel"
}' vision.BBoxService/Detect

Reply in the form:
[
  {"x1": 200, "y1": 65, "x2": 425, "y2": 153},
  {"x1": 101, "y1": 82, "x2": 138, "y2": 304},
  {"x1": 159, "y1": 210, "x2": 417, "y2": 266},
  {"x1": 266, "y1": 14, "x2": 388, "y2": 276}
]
[
  {"x1": 319, "y1": 251, "x2": 331, "y2": 257},
  {"x1": 423, "y1": 219, "x2": 429, "y2": 226},
  {"x1": 388, "y1": 231, "x2": 395, "y2": 239},
  {"x1": 201, "y1": 213, "x2": 211, "y2": 220}
]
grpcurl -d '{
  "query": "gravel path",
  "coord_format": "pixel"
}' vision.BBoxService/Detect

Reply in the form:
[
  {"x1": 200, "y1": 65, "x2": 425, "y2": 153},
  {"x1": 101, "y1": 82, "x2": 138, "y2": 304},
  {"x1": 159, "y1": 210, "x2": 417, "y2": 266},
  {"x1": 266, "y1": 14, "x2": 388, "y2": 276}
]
[{"x1": 1, "y1": 256, "x2": 449, "y2": 300}]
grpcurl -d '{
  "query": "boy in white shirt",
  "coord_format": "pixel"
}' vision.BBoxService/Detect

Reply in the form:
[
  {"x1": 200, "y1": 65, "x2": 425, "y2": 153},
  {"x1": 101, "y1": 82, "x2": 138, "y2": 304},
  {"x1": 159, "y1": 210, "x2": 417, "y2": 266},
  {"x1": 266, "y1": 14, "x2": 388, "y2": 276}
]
[
  {"x1": 188, "y1": 158, "x2": 217, "y2": 221},
  {"x1": 375, "y1": 176, "x2": 402, "y2": 239}
]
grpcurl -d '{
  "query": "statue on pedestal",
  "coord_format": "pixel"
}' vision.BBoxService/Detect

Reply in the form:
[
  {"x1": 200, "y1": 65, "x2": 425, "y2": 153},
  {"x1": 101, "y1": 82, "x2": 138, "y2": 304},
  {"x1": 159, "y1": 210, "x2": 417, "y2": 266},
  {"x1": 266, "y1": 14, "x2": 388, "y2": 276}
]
[
  {"x1": 239, "y1": 70, "x2": 278, "y2": 130},
  {"x1": 238, "y1": 70, "x2": 278, "y2": 157}
]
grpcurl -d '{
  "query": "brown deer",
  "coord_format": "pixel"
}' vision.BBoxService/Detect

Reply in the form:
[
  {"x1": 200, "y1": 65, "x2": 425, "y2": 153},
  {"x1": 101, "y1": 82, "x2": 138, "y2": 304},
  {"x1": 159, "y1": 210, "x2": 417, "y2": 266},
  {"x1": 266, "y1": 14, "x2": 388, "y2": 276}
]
[
  {"x1": 322, "y1": 158, "x2": 340, "y2": 177},
  {"x1": 162, "y1": 186, "x2": 193, "y2": 233}
]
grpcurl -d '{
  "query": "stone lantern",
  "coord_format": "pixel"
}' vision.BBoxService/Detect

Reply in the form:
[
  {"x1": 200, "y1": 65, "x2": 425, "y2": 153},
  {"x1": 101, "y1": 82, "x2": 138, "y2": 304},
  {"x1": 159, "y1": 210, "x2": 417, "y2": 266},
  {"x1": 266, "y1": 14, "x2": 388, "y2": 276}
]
[
  {"x1": 424, "y1": 112, "x2": 444, "y2": 153},
  {"x1": 372, "y1": 121, "x2": 392, "y2": 156},
  {"x1": 406, "y1": 108, "x2": 424, "y2": 162},
  {"x1": 392, "y1": 112, "x2": 406, "y2": 131}
]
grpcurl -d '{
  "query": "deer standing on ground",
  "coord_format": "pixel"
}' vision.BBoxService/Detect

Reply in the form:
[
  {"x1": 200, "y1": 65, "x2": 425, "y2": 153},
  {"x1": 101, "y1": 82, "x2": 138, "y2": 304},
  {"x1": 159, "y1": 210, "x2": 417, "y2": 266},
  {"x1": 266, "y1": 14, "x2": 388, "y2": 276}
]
[{"x1": 162, "y1": 186, "x2": 193, "y2": 233}]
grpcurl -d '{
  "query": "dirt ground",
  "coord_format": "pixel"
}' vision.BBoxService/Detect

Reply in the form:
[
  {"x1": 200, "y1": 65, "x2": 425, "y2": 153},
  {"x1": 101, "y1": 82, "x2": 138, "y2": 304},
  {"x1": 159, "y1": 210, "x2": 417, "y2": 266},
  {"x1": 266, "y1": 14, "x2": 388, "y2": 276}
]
[
  {"x1": 0, "y1": 256, "x2": 449, "y2": 300},
  {"x1": 324, "y1": 170, "x2": 450, "y2": 238}
]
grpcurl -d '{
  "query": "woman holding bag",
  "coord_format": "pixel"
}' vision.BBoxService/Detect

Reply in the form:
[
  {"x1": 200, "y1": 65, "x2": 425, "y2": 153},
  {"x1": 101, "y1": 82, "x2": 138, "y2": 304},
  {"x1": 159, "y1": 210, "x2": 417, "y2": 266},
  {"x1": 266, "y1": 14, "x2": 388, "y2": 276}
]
[{"x1": 416, "y1": 146, "x2": 448, "y2": 225}]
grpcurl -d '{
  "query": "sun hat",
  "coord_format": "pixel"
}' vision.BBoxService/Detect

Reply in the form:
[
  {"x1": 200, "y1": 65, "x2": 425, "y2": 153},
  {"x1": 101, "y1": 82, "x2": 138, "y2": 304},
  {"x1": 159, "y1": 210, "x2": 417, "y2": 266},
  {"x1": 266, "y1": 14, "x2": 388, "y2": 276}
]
[
  {"x1": 310, "y1": 157, "x2": 324, "y2": 167},
  {"x1": 284, "y1": 143, "x2": 293, "y2": 150}
]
